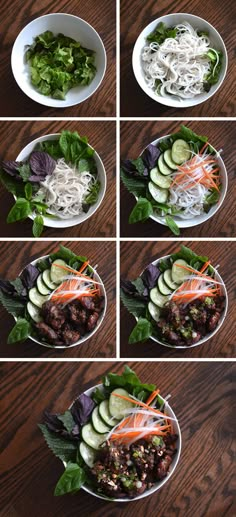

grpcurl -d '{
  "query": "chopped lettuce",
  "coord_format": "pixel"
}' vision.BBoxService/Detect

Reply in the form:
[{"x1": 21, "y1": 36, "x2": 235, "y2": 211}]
[{"x1": 147, "y1": 22, "x2": 177, "y2": 44}]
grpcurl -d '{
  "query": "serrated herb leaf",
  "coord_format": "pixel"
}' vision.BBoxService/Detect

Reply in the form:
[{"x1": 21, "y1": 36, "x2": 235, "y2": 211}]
[
  {"x1": 57, "y1": 411, "x2": 75, "y2": 434},
  {"x1": 7, "y1": 198, "x2": 32, "y2": 223},
  {"x1": 7, "y1": 318, "x2": 30, "y2": 344},
  {"x1": 32, "y1": 215, "x2": 44, "y2": 237},
  {"x1": 0, "y1": 290, "x2": 25, "y2": 317},
  {"x1": 38, "y1": 424, "x2": 77, "y2": 462},
  {"x1": 120, "y1": 168, "x2": 147, "y2": 197},
  {"x1": 165, "y1": 215, "x2": 180, "y2": 236},
  {"x1": 120, "y1": 288, "x2": 146, "y2": 318},
  {"x1": 129, "y1": 197, "x2": 153, "y2": 224},
  {"x1": 131, "y1": 157, "x2": 146, "y2": 176},
  {"x1": 131, "y1": 277, "x2": 146, "y2": 296},
  {"x1": 128, "y1": 318, "x2": 152, "y2": 344},
  {"x1": 54, "y1": 462, "x2": 86, "y2": 496}
]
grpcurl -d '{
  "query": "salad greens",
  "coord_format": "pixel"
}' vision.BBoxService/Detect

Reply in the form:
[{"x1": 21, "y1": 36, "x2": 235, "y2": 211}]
[
  {"x1": 26, "y1": 31, "x2": 96, "y2": 100},
  {"x1": 147, "y1": 22, "x2": 177, "y2": 45},
  {"x1": 0, "y1": 245, "x2": 88, "y2": 344},
  {"x1": 38, "y1": 366, "x2": 159, "y2": 497},
  {"x1": 121, "y1": 125, "x2": 222, "y2": 235},
  {"x1": 0, "y1": 130, "x2": 100, "y2": 237},
  {"x1": 120, "y1": 245, "x2": 213, "y2": 344}
]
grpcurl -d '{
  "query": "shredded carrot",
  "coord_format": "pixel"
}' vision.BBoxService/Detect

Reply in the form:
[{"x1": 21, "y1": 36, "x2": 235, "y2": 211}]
[
  {"x1": 146, "y1": 389, "x2": 160, "y2": 406},
  {"x1": 112, "y1": 393, "x2": 167, "y2": 418}
]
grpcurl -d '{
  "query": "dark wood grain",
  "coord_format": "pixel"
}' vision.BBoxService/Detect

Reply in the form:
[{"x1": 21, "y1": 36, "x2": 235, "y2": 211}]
[
  {"x1": 0, "y1": 361, "x2": 235, "y2": 517},
  {"x1": 120, "y1": 0, "x2": 236, "y2": 117},
  {"x1": 120, "y1": 120, "x2": 236, "y2": 237},
  {"x1": 0, "y1": 120, "x2": 116, "y2": 238},
  {"x1": 0, "y1": 0, "x2": 116, "y2": 117},
  {"x1": 0, "y1": 241, "x2": 116, "y2": 358},
  {"x1": 120, "y1": 241, "x2": 236, "y2": 358}
]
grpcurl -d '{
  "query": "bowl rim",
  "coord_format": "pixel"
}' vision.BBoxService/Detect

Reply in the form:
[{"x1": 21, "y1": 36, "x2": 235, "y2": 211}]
[
  {"x1": 137, "y1": 133, "x2": 228, "y2": 228},
  {"x1": 16, "y1": 132, "x2": 107, "y2": 228},
  {"x1": 135, "y1": 254, "x2": 228, "y2": 349},
  {"x1": 15, "y1": 254, "x2": 107, "y2": 349},
  {"x1": 68, "y1": 382, "x2": 182, "y2": 503},
  {"x1": 132, "y1": 12, "x2": 228, "y2": 108},
  {"x1": 11, "y1": 13, "x2": 107, "y2": 108}
]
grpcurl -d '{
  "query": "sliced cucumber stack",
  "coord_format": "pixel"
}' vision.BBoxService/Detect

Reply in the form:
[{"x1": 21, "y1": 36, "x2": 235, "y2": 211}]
[
  {"x1": 158, "y1": 273, "x2": 172, "y2": 295},
  {"x1": 42, "y1": 269, "x2": 58, "y2": 290},
  {"x1": 109, "y1": 388, "x2": 134, "y2": 420},
  {"x1": 37, "y1": 274, "x2": 51, "y2": 296},
  {"x1": 81, "y1": 422, "x2": 108, "y2": 450},
  {"x1": 148, "y1": 301, "x2": 161, "y2": 322},
  {"x1": 148, "y1": 182, "x2": 168, "y2": 203},
  {"x1": 92, "y1": 406, "x2": 111, "y2": 434},
  {"x1": 158, "y1": 154, "x2": 172, "y2": 176},
  {"x1": 99, "y1": 400, "x2": 118, "y2": 427},
  {"x1": 79, "y1": 441, "x2": 96, "y2": 468},
  {"x1": 171, "y1": 139, "x2": 191, "y2": 165},
  {"x1": 150, "y1": 287, "x2": 169, "y2": 308},
  {"x1": 163, "y1": 149, "x2": 177, "y2": 170},
  {"x1": 27, "y1": 301, "x2": 42, "y2": 323},
  {"x1": 50, "y1": 259, "x2": 68, "y2": 284},
  {"x1": 163, "y1": 269, "x2": 179, "y2": 291},
  {"x1": 171, "y1": 259, "x2": 189, "y2": 284},
  {"x1": 150, "y1": 167, "x2": 172, "y2": 189},
  {"x1": 29, "y1": 287, "x2": 49, "y2": 309}
]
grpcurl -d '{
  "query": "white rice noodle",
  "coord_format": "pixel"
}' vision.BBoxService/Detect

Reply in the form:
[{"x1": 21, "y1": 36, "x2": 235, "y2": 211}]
[
  {"x1": 142, "y1": 22, "x2": 217, "y2": 99},
  {"x1": 35, "y1": 158, "x2": 95, "y2": 219}
]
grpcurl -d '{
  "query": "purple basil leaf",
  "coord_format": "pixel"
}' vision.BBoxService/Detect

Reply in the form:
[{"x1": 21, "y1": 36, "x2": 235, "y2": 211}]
[
  {"x1": 30, "y1": 151, "x2": 56, "y2": 177},
  {"x1": 121, "y1": 159, "x2": 137, "y2": 174},
  {"x1": 71, "y1": 393, "x2": 95, "y2": 426},
  {"x1": 141, "y1": 144, "x2": 161, "y2": 169},
  {"x1": 20, "y1": 263, "x2": 40, "y2": 289},
  {"x1": 29, "y1": 175, "x2": 46, "y2": 182},
  {"x1": 1, "y1": 160, "x2": 22, "y2": 180},
  {"x1": 44, "y1": 411, "x2": 65, "y2": 433},
  {"x1": 121, "y1": 278, "x2": 147, "y2": 301},
  {"x1": 141, "y1": 264, "x2": 160, "y2": 289}
]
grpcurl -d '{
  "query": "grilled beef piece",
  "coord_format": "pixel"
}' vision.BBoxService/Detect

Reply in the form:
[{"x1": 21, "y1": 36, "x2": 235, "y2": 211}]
[
  {"x1": 207, "y1": 311, "x2": 221, "y2": 331},
  {"x1": 41, "y1": 301, "x2": 66, "y2": 330},
  {"x1": 87, "y1": 312, "x2": 99, "y2": 332},
  {"x1": 80, "y1": 296, "x2": 95, "y2": 311},
  {"x1": 156, "y1": 454, "x2": 173, "y2": 481},
  {"x1": 61, "y1": 326, "x2": 81, "y2": 346},
  {"x1": 35, "y1": 322, "x2": 63, "y2": 346},
  {"x1": 68, "y1": 304, "x2": 87, "y2": 325}
]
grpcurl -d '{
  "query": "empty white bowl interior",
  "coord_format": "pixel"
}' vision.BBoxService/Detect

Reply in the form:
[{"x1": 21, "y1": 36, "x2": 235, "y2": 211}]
[
  {"x1": 147, "y1": 255, "x2": 228, "y2": 349},
  {"x1": 21, "y1": 255, "x2": 107, "y2": 349},
  {"x1": 11, "y1": 14, "x2": 106, "y2": 107},
  {"x1": 16, "y1": 133, "x2": 107, "y2": 228},
  {"x1": 132, "y1": 13, "x2": 228, "y2": 108},
  {"x1": 141, "y1": 134, "x2": 228, "y2": 228},
  {"x1": 79, "y1": 383, "x2": 182, "y2": 502}
]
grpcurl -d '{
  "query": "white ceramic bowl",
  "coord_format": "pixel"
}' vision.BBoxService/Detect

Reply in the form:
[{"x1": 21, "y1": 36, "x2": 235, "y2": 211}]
[
  {"x1": 18, "y1": 254, "x2": 107, "y2": 349},
  {"x1": 138, "y1": 254, "x2": 228, "y2": 350},
  {"x1": 132, "y1": 13, "x2": 228, "y2": 108},
  {"x1": 73, "y1": 383, "x2": 181, "y2": 502},
  {"x1": 140, "y1": 134, "x2": 228, "y2": 229},
  {"x1": 16, "y1": 133, "x2": 106, "y2": 228},
  {"x1": 11, "y1": 13, "x2": 107, "y2": 108}
]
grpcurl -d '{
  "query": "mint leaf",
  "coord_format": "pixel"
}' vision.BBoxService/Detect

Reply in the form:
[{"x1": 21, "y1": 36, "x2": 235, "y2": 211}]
[
  {"x1": 54, "y1": 462, "x2": 86, "y2": 496},
  {"x1": 32, "y1": 215, "x2": 44, "y2": 237},
  {"x1": 128, "y1": 318, "x2": 152, "y2": 344},
  {"x1": 38, "y1": 424, "x2": 77, "y2": 462},
  {"x1": 120, "y1": 288, "x2": 146, "y2": 318},
  {"x1": 18, "y1": 163, "x2": 31, "y2": 182},
  {"x1": 7, "y1": 318, "x2": 30, "y2": 344},
  {"x1": 165, "y1": 215, "x2": 180, "y2": 236},
  {"x1": 120, "y1": 168, "x2": 146, "y2": 197},
  {"x1": 25, "y1": 182, "x2": 33, "y2": 200},
  {"x1": 7, "y1": 198, "x2": 32, "y2": 223},
  {"x1": 129, "y1": 197, "x2": 153, "y2": 224},
  {"x1": 57, "y1": 411, "x2": 75, "y2": 434}
]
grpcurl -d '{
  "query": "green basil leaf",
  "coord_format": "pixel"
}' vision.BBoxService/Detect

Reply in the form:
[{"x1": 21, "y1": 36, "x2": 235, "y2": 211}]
[
  {"x1": 165, "y1": 215, "x2": 180, "y2": 236},
  {"x1": 25, "y1": 182, "x2": 32, "y2": 200},
  {"x1": 54, "y1": 462, "x2": 86, "y2": 496},
  {"x1": 129, "y1": 197, "x2": 153, "y2": 224},
  {"x1": 7, "y1": 198, "x2": 32, "y2": 223},
  {"x1": 18, "y1": 163, "x2": 31, "y2": 182},
  {"x1": 128, "y1": 318, "x2": 152, "y2": 344},
  {"x1": 32, "y1": 215, "x2": 44, "y2": 237},
  {"x1": 7, "y1": 318, "x2": 30, "y2": 344}
]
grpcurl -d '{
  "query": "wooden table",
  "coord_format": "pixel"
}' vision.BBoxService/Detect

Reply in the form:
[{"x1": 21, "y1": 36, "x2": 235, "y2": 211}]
[
  {"x1": 120, "y1": 0, "x2": 236, "y2": 117},
  {"x1": 0, "y1": 120, "x2": 116, "y2": 238},
  {"x1": 0, "y1": 241, "x2": 116, "y2": 358},
  {"x1": 120, "y1": 241, "x2": 236, "y2": 358},
  {"x1": 0, "y1": 0, "x2": 116, "y2": 117},
  {"x1": 120, "y1": 120, "x2": 236, "y2": 238},
  {"x1": 0, "y1": 361, "x2": 234, "y2": 517}
]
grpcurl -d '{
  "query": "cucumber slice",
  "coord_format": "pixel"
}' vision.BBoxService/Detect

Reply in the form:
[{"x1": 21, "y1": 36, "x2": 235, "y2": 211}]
[
  {"x1": 148, "y1": 182, "x2": 168, "y2": 203},
  {"x1": 150, "y1": 287, "x2": 169, "y2": 308},
  {"x1": 158, "y1": 273, "x2": 172, "y2": 295},
  {"x1": 27, "y1": 301, "x2": 42, "y2": 323},
  {"x1": 163, "y1": 149, "x2": 177, "y2": 170},
  {"x1": 171, "y1": 259, "x2": 189, "y2": 284},
  {"x1": 79, "y1": 441, "x2": 96, "y2": 468},
  {"x1": 99, "y1": 400, "x2": 117, "y2": 427},
  {"x1": 81, "y1": 422, "x2": 107, "y2": 450},
  {"x1": 92, "y1": 406, "x2": 111, "y2": 434},
  {"x1": 50, "y1": 259, "x2": 68, "y2": 284},
  {"x1": 171, "y1": 139, "x2": 191, "y2": 165},
  {"x1": 29, "y1": 287, "x2": 49, "y2": 309},
  {"x1": 37, "y1": 274, "x2": 51, "y2": 295},
  {"x1": 148, "y1": 301, "x2": 161, "y2": 322},
  {"x1": 158, "y1": 154, "x2": 172, "y2": 176},
  {"x1": 42, "y1": 269, "x2": 58, "y2": 290},
  {"x1": 109, "y1": 388, "x2": 134, "y2": 420},
  {"x1": 163, "y1": 269, "x2": 179, "y2": 291},
  {"x1": 150, "y1": 167, "x2": 172, "y2": 189}
]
